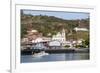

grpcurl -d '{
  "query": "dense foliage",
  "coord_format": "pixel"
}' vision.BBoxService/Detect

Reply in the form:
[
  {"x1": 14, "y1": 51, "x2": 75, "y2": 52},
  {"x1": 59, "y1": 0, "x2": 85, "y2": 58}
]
[{"x1": 21, "y1": 13, "x2": 89, "y2": 42}]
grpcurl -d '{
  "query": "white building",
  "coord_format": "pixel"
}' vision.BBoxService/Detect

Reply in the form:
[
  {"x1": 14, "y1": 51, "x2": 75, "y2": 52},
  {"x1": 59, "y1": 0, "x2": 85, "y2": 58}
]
[
  {"x1": 65, "y1": 41, "x2": 73, "y2": 48},
  {"x1": 32, "y1": 37, "x2": 51, "y2": 43},
  {"x1": 64, "y1": 39, "x2": 84, "y2": 48},
  {"x1": 32, "y1": 37, "x2": 43, "y2": 43},
  {"x1": 49, "y1": 40, "x2": 61, "y2": 47},
  {"x1": 74, "y1": 27, "x2": 88, "y2": 31},
  {"x1": 76, "y1": 39, "x2": 84, "y2": 45},
  {"x1": 52, "y1": 29, "x2": 66, "y2": 46}
]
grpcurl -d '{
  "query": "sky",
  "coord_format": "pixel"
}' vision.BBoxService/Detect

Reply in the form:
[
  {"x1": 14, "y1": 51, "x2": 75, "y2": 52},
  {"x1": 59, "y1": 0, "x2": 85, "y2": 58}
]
[{"x1": 22, "y1": 9, "x2": 89, "y2": 20}]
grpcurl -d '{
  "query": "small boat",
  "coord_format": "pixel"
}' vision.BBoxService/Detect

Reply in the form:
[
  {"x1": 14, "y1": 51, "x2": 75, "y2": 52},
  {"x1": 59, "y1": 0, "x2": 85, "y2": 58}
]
[{"x1": 32, "y1": 51, "x2": 49, "y2": 57}]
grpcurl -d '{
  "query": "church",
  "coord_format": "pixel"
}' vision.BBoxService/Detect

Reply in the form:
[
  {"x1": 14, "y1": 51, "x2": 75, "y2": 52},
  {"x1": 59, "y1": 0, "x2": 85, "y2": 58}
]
[{"x1": 52, "y1": 29, "x2": 66, "y2": 46}]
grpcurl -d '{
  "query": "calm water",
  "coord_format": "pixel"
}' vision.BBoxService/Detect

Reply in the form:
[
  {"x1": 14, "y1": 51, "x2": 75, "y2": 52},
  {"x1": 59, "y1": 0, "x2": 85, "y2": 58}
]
[{"x1": 21, "y1": 53, "x2": 89, "y2": 63}]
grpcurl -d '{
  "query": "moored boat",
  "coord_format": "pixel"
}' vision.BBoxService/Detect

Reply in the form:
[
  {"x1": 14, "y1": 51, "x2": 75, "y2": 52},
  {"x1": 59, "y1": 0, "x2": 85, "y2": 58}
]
[{"x1": 32, "y1": 51, "x2": 49, "y2": 57}]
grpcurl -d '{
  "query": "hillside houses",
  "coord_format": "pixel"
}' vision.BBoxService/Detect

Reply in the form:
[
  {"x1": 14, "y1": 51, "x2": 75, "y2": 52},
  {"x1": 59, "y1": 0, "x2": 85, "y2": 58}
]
[{"x1": 21, "y1": 28, "x2": 86, "y2": 50}]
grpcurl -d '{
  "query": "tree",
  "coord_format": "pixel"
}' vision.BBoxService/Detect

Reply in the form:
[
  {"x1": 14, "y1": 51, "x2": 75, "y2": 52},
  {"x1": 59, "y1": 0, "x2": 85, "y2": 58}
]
[
  {"x1": 84, "y1": 38, "x2": 89, "y2": 47},
  {"x1": 82, "y1": 38, "x2": 89, "y2": 48}
]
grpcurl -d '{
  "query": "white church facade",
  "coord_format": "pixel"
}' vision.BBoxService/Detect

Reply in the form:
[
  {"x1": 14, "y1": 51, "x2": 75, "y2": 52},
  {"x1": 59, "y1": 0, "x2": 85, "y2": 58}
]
[{"x1": 52, "y1": 29, "x2": 66, "y2": 46}]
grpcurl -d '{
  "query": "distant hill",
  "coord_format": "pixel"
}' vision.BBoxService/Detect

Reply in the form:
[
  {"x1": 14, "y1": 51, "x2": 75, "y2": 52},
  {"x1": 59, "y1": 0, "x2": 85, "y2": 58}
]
[{"x1": 21, "y1": 14, "x2": 89, "y2": 40}]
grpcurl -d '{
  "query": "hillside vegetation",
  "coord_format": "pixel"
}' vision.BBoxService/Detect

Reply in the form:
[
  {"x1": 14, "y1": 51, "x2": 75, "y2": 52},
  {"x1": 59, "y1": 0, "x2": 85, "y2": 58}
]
[{"x1": 21, "y1": 13, "x2": 89, "y2": 41}]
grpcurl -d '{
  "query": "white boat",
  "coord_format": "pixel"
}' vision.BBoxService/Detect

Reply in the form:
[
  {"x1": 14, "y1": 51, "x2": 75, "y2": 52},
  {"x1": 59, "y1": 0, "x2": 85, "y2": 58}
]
[{"x1": 32, "y1": 51, "x2": 49, "y2": 57}]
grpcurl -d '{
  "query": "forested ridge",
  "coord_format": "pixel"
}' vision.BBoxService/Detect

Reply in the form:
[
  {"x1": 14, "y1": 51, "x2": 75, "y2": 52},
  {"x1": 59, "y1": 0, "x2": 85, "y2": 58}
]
[{"x1": 21, "y1": 13, "x2": 89, "y2": 41}]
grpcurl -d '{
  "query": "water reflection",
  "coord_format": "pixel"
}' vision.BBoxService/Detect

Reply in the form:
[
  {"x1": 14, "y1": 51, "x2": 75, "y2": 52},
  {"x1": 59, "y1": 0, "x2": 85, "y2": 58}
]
[{"x1": 21, "y1": 53, "x2": 89, "y2": 63}]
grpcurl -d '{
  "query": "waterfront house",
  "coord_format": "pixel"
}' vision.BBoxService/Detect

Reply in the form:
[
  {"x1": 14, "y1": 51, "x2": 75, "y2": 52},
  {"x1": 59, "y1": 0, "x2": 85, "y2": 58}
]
[
  {"x1": 65, "y1": 41, "x2": 73, "y2": 48},
  {"x1": 26, "y1": 29, "x2": 42, "y2": 41},
  {"x1": 48, "y1": 40, "x2": 61, "y2": 49}
]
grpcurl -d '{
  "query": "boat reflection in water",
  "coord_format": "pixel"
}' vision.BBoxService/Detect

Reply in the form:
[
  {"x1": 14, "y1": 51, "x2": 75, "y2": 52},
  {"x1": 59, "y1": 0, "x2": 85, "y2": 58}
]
[
  {"x1": 32, "y1": 51, "x2": 49, "y2": 58},
  {"x1": 21, "y1": 52, "x2": 89, "y2": 63}
]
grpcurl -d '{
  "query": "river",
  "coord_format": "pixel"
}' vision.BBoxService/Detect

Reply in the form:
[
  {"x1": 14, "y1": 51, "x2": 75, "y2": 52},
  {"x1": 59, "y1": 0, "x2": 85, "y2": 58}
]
[{"x1": 21, "y1": 53, "x2": 89, "y2": 63}]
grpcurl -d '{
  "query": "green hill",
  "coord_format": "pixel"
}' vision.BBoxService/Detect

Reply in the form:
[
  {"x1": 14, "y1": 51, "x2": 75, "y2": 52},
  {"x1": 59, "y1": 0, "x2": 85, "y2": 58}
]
[{"x1": 21, "y1": 13, "x2": 89, "y2": 41}]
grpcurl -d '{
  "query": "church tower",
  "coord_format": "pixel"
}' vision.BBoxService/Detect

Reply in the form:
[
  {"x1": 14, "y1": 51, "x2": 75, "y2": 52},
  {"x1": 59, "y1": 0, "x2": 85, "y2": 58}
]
[{"x1": 61, "y1": 29, "x2": 66, "y2": 42}]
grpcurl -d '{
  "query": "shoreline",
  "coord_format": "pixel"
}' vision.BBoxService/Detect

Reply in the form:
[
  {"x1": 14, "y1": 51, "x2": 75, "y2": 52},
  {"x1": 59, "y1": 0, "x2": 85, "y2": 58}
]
[{"x1": 21, "y1": 48, "x2": 89, "y2": 55}]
